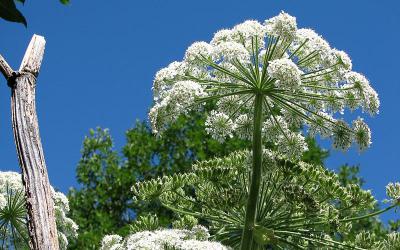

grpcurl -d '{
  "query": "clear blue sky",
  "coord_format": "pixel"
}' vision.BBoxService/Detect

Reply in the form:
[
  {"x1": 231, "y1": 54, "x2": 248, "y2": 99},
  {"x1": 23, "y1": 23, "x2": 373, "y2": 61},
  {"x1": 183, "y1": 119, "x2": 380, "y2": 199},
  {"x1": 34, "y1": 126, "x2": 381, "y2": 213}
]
[{"x1": 0, "y1": 1, "x2": 399, "y2": 221}]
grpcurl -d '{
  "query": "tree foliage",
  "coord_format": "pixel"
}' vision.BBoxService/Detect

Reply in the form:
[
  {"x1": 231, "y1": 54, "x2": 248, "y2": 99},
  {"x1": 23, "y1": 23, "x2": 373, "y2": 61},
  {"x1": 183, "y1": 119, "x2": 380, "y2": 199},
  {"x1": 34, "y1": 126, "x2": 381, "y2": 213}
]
[
  {"x1": 0, "y1": 0, "x2": 68, "y2": 27},
  {"x1": 67, "y1": 113, "x2": 251, "y2": 249}
]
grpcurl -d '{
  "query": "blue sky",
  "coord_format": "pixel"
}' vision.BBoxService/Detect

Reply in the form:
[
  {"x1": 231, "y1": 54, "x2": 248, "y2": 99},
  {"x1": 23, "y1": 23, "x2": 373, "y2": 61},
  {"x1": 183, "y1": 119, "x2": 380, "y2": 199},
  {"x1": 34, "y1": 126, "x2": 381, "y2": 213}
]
[{"x1": 0, "y1": 1, "x2": 399, "y2": 222}]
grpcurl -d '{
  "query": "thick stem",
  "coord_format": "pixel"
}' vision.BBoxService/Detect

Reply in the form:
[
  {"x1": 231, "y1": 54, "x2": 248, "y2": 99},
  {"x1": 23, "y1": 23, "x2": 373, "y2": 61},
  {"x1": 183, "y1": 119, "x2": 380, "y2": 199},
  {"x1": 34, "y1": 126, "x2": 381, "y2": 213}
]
[{"x1": 241, "y1": 93, "x2": 263, "y2": 250}]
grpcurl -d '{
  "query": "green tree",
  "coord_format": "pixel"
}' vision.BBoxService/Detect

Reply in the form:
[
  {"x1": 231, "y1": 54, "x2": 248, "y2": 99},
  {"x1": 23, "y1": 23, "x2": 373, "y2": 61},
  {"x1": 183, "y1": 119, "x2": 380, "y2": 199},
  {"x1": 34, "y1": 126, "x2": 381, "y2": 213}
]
[
  {"x1": 67, "y1": 110, "x2": 329, "y2": 249},
  {"x1": 67, "y1": 112, "x2": 250, "y2": 249}
]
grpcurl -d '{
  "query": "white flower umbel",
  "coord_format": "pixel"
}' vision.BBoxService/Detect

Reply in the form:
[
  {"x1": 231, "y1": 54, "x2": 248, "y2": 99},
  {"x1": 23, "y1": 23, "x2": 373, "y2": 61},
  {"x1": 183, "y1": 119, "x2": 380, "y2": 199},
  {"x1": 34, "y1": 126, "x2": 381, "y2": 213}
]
[
  {"x1": 345, "y1": 71, "x2": 380, "y2": 116},
  {"x1": 184, "y1": 42, "x2": 214, "y2": 65},
  {"x1": 276, "y1": 132, "x2": 308, "y2": 159},
  {"x1": 386, "y1": 182, "x2": 400, "y2": 202},
  {"x1": 150, "y1": 12, "x2": 379, "y2": 153},
  {"x1": 231, "y1": 20, "x2": 266, "y2": 49},
  {"x1": 153, "y1": 61, "x2": 188, "y2": 100},
  {"x1": 0, "y1": 171, "x2": 78, "y2": 249},
  {"x1": 265, "y1": 11, "x2": 297, "y2": 41},
  {"x1": 211, "y1": 29, "x2": 233, "y2": 46},
  {"x1": 149, "y1": 12, "x2": 380, "y2": 249},
  {"x1": 100, "y1": 226, "x2": 231, "y2": 250},
  {"x1": 213, "y1": 41, "x2": 250, "y2": 63},
  {"x1": 352, "y1": 117, "x2": 371, "y2": 151},
  {"x1": 292, "y1": 28, "x2": 332, "y2": 69},
  {"x1": 205, "y1": 110, "x2": 237, "y2": 142},
  {"x1": 100, "y1": 235, "x2": 123, "y2": 250},
  {"x1": 267, "y1": 58, "x2": 302, "y2": 90},
  {"x1": 150, "y1": 80, "x2": 206, "y2": 133}
]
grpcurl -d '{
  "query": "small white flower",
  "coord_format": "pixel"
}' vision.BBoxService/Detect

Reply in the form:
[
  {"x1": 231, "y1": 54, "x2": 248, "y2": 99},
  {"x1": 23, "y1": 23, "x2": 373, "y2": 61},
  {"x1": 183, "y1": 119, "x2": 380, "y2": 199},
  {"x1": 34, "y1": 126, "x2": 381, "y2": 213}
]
[
  {"x1": 211, "y1": 29, "x2": 233, "y2": 46},
  {"x1": 293, "y1": 28, "x2": 331, "y2": 68},
  {"x1": 213, "y1": 41, "x2": 250, "y2": 63},
  {"x1": 345, "y1": 71, "x2": 380, "y2": 115},
  {"x1": 265, "y1": 11, "x2": 297, "y2": 40},
  {"x1": 324, "y1": 91, "x2": 344, "y2": 114},
  {"x1": 332, "y1": 120, "x2": 352, "y2": 151},
  {"x1": 332, "y1": 49, "x2": 352, "y2": 71},
  {"x1": 216, "y1": 95, "x2": 244, "y2": 114},
  {"x1": 58, "y1": 233, "x2": 69, "y2": 250},
  {"x1": 235, "y1": 114, "x2": 253, "y2": 140},
  {"x1": 342, "y1": 85, "x2": 360, "y2": 111},
  {"x1": 281, "y1": 108, "x2": 304, "y2": 128},
  {"x1": 374, "y1": 232, "x2": 400, "y2": 249},
  {"x1": 184, "y1": 42, "x2": 214, "y2": 64},
  {"x1": 153, "y1": 61, "x2": 188, "y2": 99},
  {"x1": 187, "y1": 225, "x2": 210, "y2": 240},
  {"x1": 53, "y1": 190, "x2": 70, "y2": 214},
  {"x1": 277, "y1": 132, "x2": 308, "y2": 160},
  {"x1": 114, "y1": 227, "x2": 231, "y2": 250},
  {"x1": 267, "y1": 58, "x2": 302, "y2": 90},
  {"x1": 100, "y1": 235, "x2": 123, "y2": 250},
  {"x1": 386, "y1": 182, "x2": 400, "y2": 201},
  {"x1": 263, "y1": 116, "x2": 290, "y2": 142},
  {"x1": 205, "y1": 111, "x2": 237, "y2": 142},
  {"x1": 352, "y1": 117, "x2": 371, "y2": 151},
  {"x1": 149, "y1": 81, "x2": 206, "y2": 134},
  {"x1": 231, "y1": 20, "x2": 266, "y2": 48},
  {"x1": 308, "y1": 111, "x2": 335, "y2": 138}
]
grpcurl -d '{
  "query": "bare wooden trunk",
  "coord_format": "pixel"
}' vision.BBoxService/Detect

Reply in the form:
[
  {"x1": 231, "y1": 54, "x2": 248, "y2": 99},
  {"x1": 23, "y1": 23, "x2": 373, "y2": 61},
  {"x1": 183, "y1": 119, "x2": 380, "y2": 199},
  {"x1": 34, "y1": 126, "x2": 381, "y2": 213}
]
[{"x1": 1, "y1": 35, "x2": 59, "y2": 249}]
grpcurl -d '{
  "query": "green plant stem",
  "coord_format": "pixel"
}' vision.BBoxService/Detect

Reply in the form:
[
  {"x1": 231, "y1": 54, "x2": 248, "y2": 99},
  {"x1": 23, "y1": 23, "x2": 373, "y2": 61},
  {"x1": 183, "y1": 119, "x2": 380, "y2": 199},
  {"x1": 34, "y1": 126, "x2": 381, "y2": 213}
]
[
  {"x1": 340, "y1": 202, "x2": 399, "y2": 223},
  {"x1": 240, "y1": 93, "x2": 263, "y2": 250}
]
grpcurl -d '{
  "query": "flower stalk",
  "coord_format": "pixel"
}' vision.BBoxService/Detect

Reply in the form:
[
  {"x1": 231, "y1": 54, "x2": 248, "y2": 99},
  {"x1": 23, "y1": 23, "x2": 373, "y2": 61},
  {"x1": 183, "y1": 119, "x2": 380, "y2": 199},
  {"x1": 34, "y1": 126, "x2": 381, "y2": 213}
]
[{"x1": 241, "y1": 93, "x2": 264, "y2": 249}]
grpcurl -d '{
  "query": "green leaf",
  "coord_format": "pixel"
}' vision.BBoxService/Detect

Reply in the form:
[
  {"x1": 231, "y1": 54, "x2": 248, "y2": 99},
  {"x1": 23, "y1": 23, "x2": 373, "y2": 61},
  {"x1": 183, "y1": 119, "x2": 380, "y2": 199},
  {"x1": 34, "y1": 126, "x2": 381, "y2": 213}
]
[
  {"x1": 59, "y1": 0, "x2": 70, "y2": 5},
  {"x1": 0, "y1": 0, "x2": 27, "y2": 27}
]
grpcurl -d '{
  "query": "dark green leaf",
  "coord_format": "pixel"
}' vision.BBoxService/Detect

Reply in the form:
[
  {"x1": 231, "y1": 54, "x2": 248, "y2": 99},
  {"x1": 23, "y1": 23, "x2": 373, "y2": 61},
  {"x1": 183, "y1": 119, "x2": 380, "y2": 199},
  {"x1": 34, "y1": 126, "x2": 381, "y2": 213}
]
[
  {"x1": 0, "y1": 0, "x2": 27, "y2": 27},
  {"x1": 59, "y1": 0, "x2": 69, "y2": 5}
]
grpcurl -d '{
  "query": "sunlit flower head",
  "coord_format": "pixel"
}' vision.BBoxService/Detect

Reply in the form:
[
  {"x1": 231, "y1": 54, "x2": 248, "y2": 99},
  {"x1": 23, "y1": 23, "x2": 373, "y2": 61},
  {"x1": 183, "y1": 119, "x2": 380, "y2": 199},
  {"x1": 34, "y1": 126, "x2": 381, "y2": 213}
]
[
  {"x1": 100, "y1": 227, "x2": 230, "y2": 250},
  {"x1": 150, "y1": 11, "x2": 379, "y2": 157},
  {"x1": 265, "y1": 11, "x2": 297, "y2": 41}
]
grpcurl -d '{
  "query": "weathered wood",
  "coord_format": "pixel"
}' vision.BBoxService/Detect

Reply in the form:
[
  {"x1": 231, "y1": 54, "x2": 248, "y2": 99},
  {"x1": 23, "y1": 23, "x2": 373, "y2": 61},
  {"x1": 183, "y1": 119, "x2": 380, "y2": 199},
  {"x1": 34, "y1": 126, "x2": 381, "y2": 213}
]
[
  {"x1": 0, "y1": 54, "x2": 13, "y2": 79},
  {"x1": 1, "y1": 35, "x2": 59, "y2": 250}
]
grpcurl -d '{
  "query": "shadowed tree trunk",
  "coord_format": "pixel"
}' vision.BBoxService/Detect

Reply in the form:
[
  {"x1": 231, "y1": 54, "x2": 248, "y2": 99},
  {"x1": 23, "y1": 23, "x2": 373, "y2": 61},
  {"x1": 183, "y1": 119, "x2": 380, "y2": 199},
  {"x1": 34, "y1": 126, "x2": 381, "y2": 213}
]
[{"x1": 0, "y1": 35, "x2": 59, "y2": 250}]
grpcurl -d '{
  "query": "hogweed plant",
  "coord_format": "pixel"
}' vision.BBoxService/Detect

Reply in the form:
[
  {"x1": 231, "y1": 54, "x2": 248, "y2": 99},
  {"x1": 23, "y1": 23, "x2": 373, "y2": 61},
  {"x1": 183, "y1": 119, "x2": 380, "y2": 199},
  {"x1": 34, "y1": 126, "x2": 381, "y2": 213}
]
[
  {"x1": 133, "y1": 150, "x2": 399, "y2": 249},
  {"x1": 137, "y1": 12, "x2": 398, "y2": 249}
]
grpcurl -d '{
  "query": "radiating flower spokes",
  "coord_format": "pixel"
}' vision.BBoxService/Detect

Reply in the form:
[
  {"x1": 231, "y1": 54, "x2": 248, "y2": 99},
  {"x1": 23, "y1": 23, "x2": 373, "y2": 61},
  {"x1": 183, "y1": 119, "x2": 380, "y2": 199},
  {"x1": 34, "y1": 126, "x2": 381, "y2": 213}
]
[
  {"x1": 150, "y1": 13, "x2": 378, "y2": 155},
  {"x1": 148, "y1": 12, "x2": 383, "y2": 249},
  {"x1": 181, "y1": 37, "x2": 369, "y2": 154}
]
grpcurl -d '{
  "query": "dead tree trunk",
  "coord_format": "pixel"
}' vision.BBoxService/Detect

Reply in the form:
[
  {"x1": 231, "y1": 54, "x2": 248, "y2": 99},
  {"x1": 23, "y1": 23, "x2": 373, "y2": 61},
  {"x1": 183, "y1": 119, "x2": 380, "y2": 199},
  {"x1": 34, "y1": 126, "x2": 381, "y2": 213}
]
[{"x1": 0, "y1": 35, "x2": 59, "y2": 249}]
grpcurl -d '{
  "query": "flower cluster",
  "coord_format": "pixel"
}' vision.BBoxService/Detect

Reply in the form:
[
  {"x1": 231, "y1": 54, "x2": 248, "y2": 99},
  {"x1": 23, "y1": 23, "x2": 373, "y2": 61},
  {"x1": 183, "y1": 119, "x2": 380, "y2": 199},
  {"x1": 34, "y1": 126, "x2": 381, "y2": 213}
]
[
  {"x1": 132, "y1": 150, "x2": 398, "y2": 249},
  {"x1": 386, "y1": 182, "x2": 400, "y2": 204},
  {"x1": 100, "y1": 226, "x2": 231, "y2": 250},
  {"x1": 150, "y1": 11, "x2": 379, "y2": 157},
  {"x1": 0, "y1": 171, "x2": 78, "y2": 249},
  {"x1": 353, "y1": 231, "x2": 400, "y2": 250}
]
